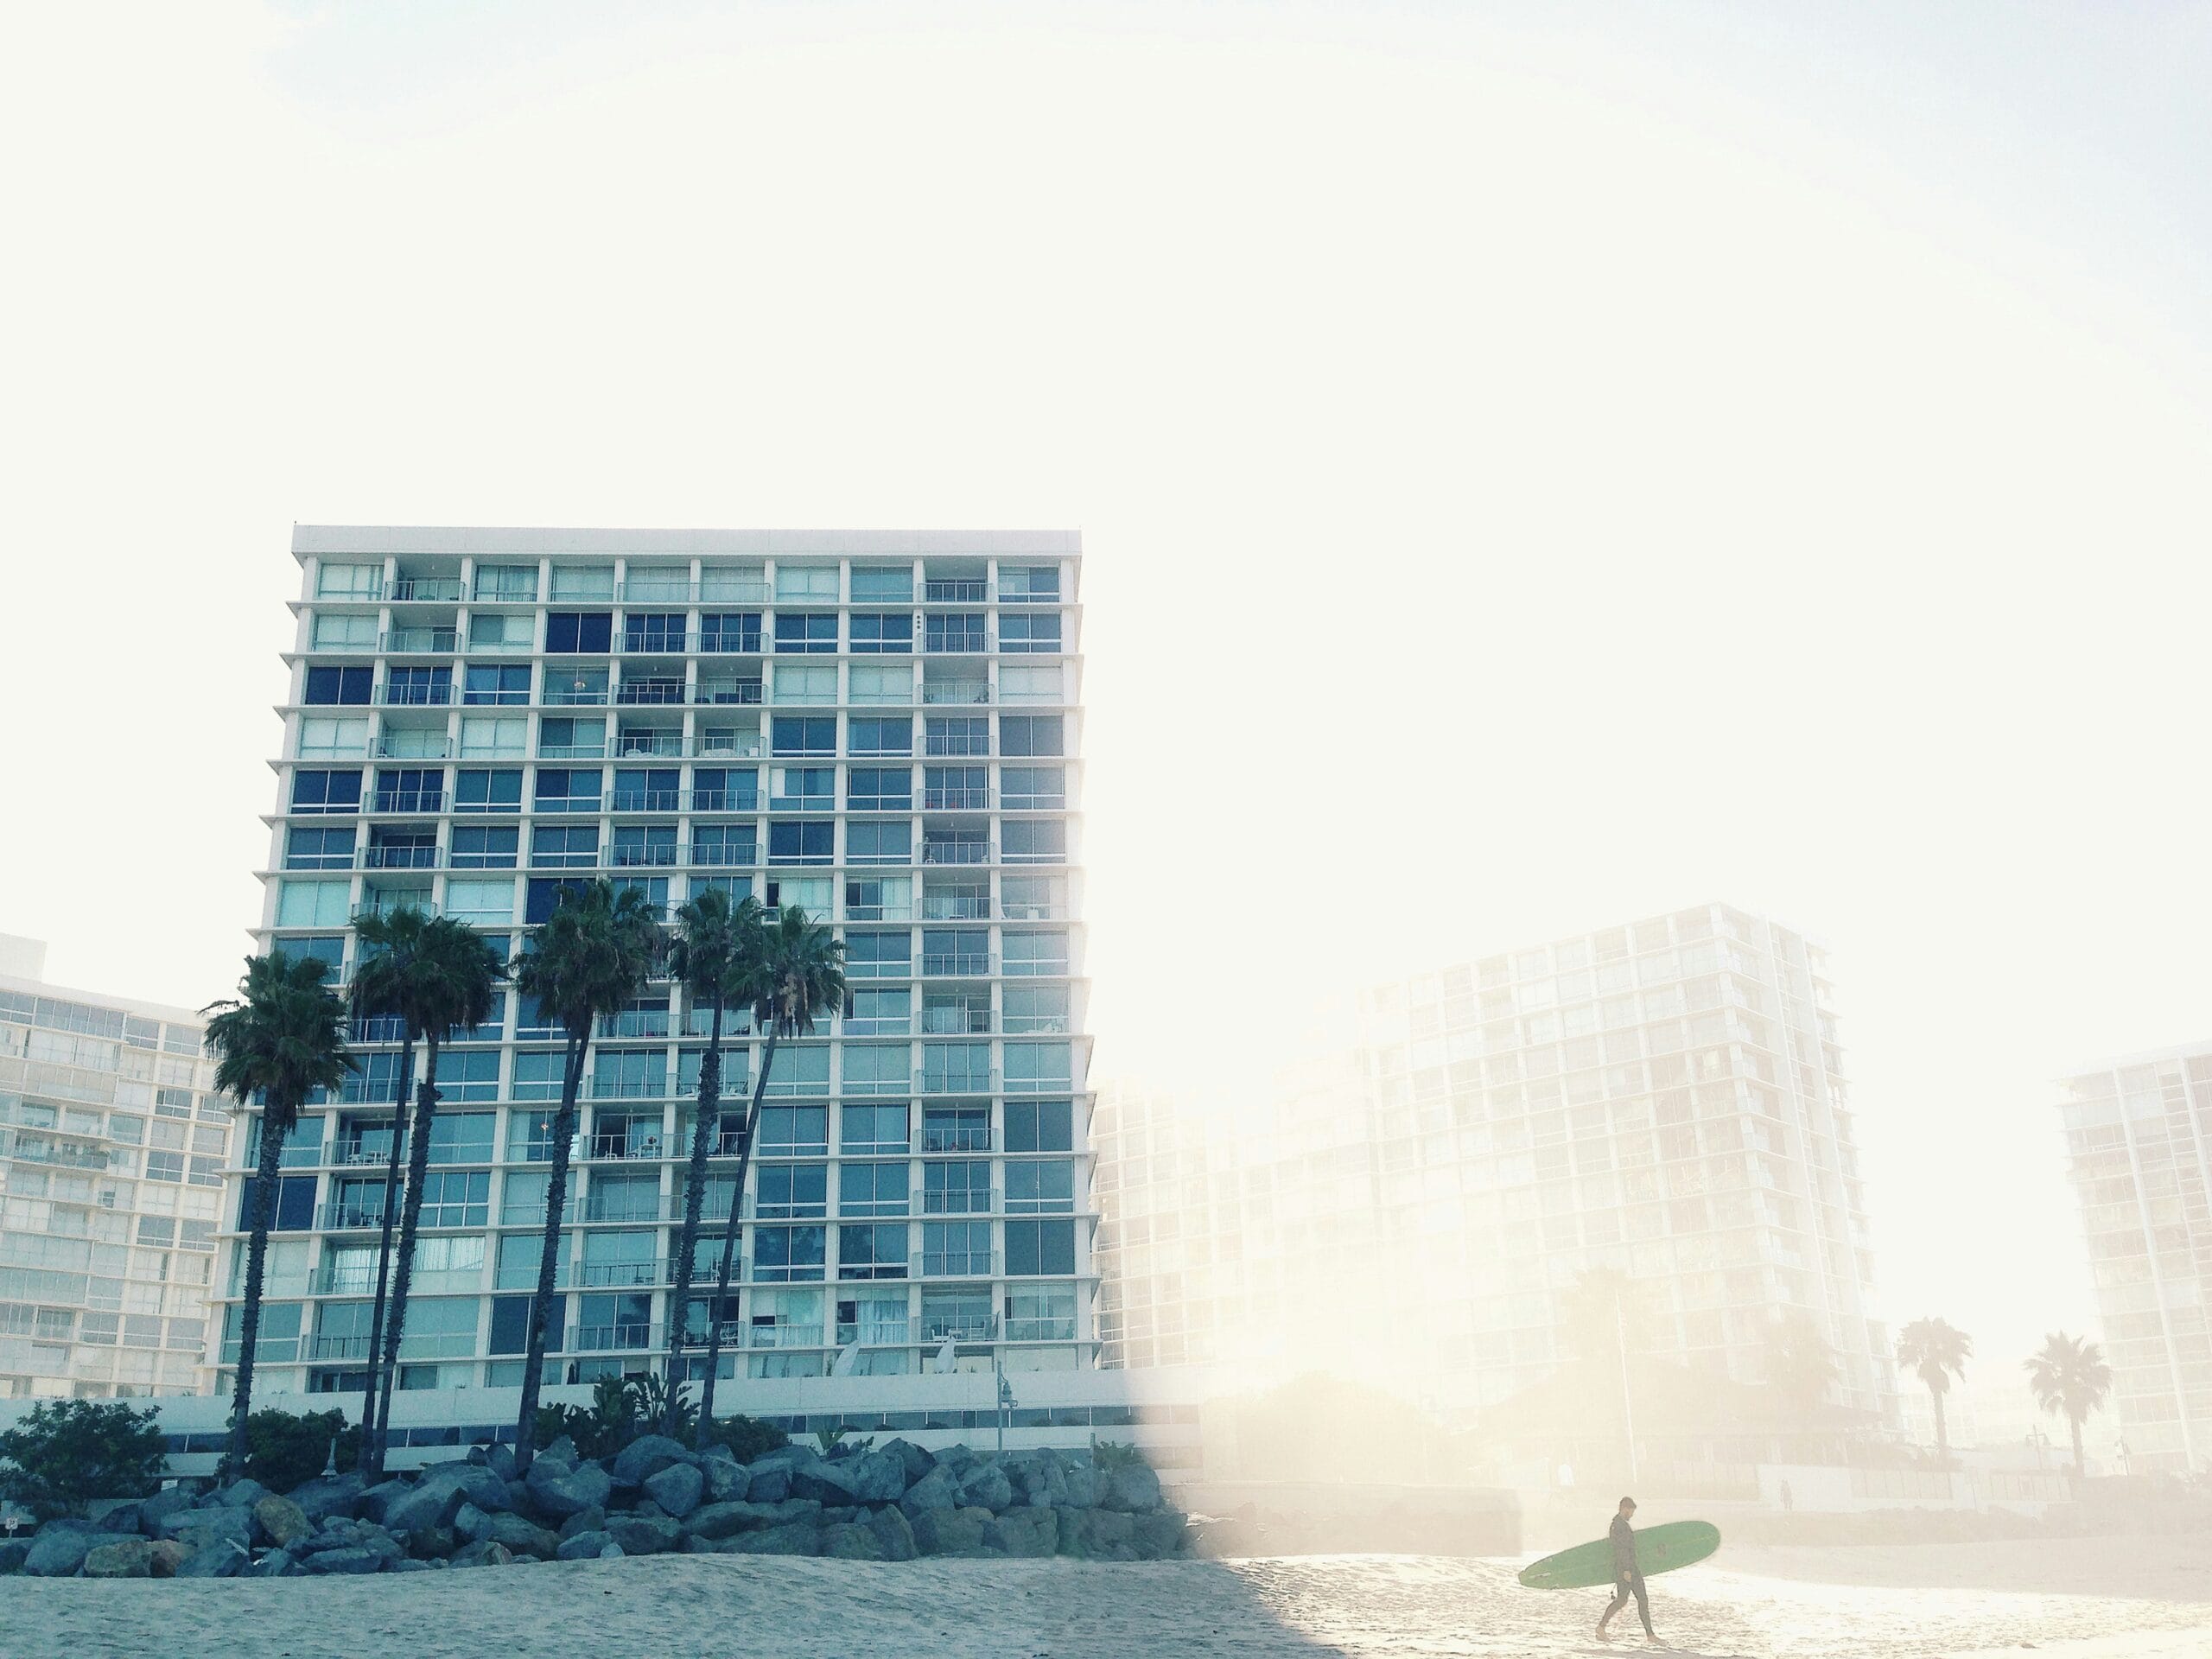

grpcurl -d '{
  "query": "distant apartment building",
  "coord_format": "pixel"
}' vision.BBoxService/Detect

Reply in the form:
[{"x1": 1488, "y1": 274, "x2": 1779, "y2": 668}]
[
  {"x1": 0, "y1": 936, "x2": 228, "y2": 1398},
  {"x1": 1095, "y1": 903, "x2": 1896, "y2": 1424},
  {"x1": 213, "y1": 528, "x2": 1095, "y2": 1401},
  {"x1": 2057, "y1": 1041, "x2": 2212, "y2": 1472}
]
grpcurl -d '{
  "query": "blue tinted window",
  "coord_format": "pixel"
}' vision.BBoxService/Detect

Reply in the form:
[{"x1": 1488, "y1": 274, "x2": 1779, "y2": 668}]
[
  {"x1": 290, "y1": 770, "x2": 362, "y2": 813},
  {"x1": 305, "y1": 666, "x2": 372, "y2": 705},
  {"x1": 773, "y1": 613, "x2": 838, "y2": 653},
  {"x1": 463, "y1": 664, "x2": 532, "y2": 705},
  {"x1": 772, "y1": 718, "x2": 836, "y2": 757},
  {"x1": 767, "y1": 821, "x2": 834, "y2": 865},
  {"x1": 545, "y1": 612, "x2": 613, "y2": 653}
]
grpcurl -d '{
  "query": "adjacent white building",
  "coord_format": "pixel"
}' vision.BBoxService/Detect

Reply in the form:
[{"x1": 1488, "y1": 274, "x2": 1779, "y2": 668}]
[
  {"x1": 2057, "y1": 1040, "x2": 2212, "y2": 1471},
  {"x1": 0, "y1": 935, "x2": 228, "y2": 1399},
  {"x1": 212, "y1": 528, "x2": 1096, "y2": 1408}
]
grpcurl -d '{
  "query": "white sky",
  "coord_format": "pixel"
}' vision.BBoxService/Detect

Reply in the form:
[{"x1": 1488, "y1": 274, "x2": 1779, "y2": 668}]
[{"x1": 3, "y1": 1, "x2": 2209, "y2": 1385}]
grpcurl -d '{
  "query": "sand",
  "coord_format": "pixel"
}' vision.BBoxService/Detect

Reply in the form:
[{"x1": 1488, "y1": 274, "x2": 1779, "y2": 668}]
[{"x1": 3, "y1": 1536, "x2": 2208, "y2": 1658}]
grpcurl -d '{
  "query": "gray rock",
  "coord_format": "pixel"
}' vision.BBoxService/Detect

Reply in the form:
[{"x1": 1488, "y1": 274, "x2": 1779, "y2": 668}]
[
  {"x1": 1130, "y1": 1511, "x2": 1188, "y2": 1559},
  {"x1": 849, "y1": 1448, "x2": 909, "y2": 1503},
  {"x1": 747, "y1": 1444, "x2": 817, "y2": 1470},
  {"x1": 389, "y1": 1558, "x2": 434, "y2": 1572},
  {"x1": 301, "y1": 1547, "x2": 388, "y2": 1574},
  {"x1": 145, "y1": 1540, "x2": 190, "y2": 1577},
  {"x1": 214, "y1": 1478, "x2": 272, "y2": 1510},
  {"x1": 175, "y1": 1539, "x2": 249, "y2": 1578},
  {"x1": 82, "y1": 1538, "x2": 156, "y2": 1578},
  {"x1": 789, "y1": 1459, "x2": 861, "y2": 1507},
  {"x1": 254, "y1": 1494, "x2": 315, "y2": 1549},
  {"x1": 985, "y1": 1508, "x2": 1057, "y2": 1558},
  {"x1": 379, "y1": 1481, "x2": 467, "y2": 1538},
  {"x1": 867, "y1": 1503, "x2": 918, "y2": 1562},
  {"x1": 448, "y1": 1540, "x2": 513, "y2": 1569},
  {"x1": 642, "y1": 1462, "x2": 703, "y2": 1517},
  {"x1": 821, "y1": 1522, "x2": 885, "y2": 1560},
  {"x1": 556, "y1": 1529, "x2": 612, "y2": 1561},
  {"x1": 251, "y1": 1548, "x2": 298, "y2": 1577},
  {"x1": 912, "y1": 1505, "x2": 994, "y2": 1556},
  {"x1": 137, "y1": 1487, "x2": 200, "y2": 1534},
  {"x1": 480, "y1": 1513, "x2": 561, "y2": 1559},
  {"x1": 700, "y1": 1456, "x2": 749, "y2": 1504},
  {"x1": 471, "y1": 1442, "x2": 518, "y2": 1482},
  {"x1": 1058, "y1": 1506, "x2": 1135, "y2": 1560},
  {"x1": 415, "y1": 1463, "x2": 513, "y2": 1516},
  {"x1": 601, "y1": 1514, "x2": 681, "y2": 1556},
  {"x1": 1060, "y1": 1463, "x2": 1103, "y2": 1510},
  {"x1": 744, "y1": 1465, "x2": 790, "y2": 1504},
  {"x1": 715, "y1": 1521, "x2": 823, "y2": 1556},
  {"x1": 933, "y1": 1443, "x2": 978, "y2": 1474},
  {"x1": 880, "y1": 1439, "x2": 935, "y2": 1488},
  {"x1": 287, "y1": 1473, "x2": 366, "y2": 1524},
  {"x1": 682, "y1": 1497, "x2": 819, "y2": 1541},
  {"x1": 957, "y1": 1461, "x2": 1015, "y2": 1514},
  {"x1": 453, "y1": 1503, "x2": 492, "y2": 1543},
  {"x1": 898, "y1": 1464, "x2": 962, "y2": 1518},
  {"x1": 556, "y1": 1506, "x2": 607, "y2": 1541},
  {"x1": 411, "y1": 1525, "x2": 460, "y2": 1560},
  {"x1": 0, "y1": 1539, "x2": 32, "y2": 1575},
  {"x1": 355, "y1": 1478, "x2": 415, "y2": 1525},
  {"x1": 93, "y1": 1502, "x2": 143, "y2": 1535},
  {"x1": 598, "y1": 1542, "x2": 626, "y2": 1560},
  {"x1": 525, "y1": 1458, "x2": 612, "y2": 1518},
  {"x1": 610, "y1": 1434, "x2": 695, "y2": 1490},
  {"x1": 1104, "y1": 1465, "x2": 1163, "y2": 1513},
  {"x1": 1010, "y1": 1454, "x2": 1068, "y2": 1510},
  {"x1": 160, "y1": 1509, "x2": 254, "y2": 1554},
  {"x1": 541, "y1": 1435, "x2": 580, "y2": 1466}
]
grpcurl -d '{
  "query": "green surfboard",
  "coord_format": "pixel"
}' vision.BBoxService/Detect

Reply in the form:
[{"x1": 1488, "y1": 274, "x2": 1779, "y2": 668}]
[{"x1": 1517, "y1": 1521, "x2": 1721, "y2": 1589}]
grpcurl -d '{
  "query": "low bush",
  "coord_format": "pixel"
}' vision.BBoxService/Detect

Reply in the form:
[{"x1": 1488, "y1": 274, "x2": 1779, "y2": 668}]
[
  {"x1": 245, "y1": 1407, "x2": 360, "y2": 1492},
  {"x1": 0, "y1": 1399, "x2": 167, "y2": 1516}
]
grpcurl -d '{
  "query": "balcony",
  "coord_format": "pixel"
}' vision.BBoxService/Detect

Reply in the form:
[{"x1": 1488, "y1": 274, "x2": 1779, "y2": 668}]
[
  {"x1": 361, "y1": 844, "x2": 440, "y2": 870},
  {"x1": 921, "y1": 1008, "x2": 992, "y2": 1036},
  {"x1": 919, "y1": 1067, "x2": 998, "y2": 1096},
  {"x1": 576, "y1": 1259, "x2": 669, "y2": 1288},
  {"x1": 920, "y1": 842, "x2": 992, "y2": 867},
  {"x1": 618, "y1": 633, "x2": 696, "y2": 656},
  {"x1": 921, "y1": 788, "x2": 991, "y2": 811},
  {"x1": 923, "y1": 580, "x2": 987, "y2": 604},
  {"x1": 573, "y1": 1322, "x2": 660, "y2": 1351},
  {"x1": 919, "y1": 955, "x2": 991, "y2": 977},
  {"x1": 616, "y1": 577, "x2": 697, "y2": 603},
  {"x1": 695, "y1": 681, "x2": 764, "y2": 705},
  {"x1": 317, "y1": 1201, "x2": 390, "y2": 1232},
  {"x1": 543, "y1": 685, "x2": 611, "y2": 706},
  {"x1": 307, "y1": 1334, "x2": 374, "y2": 1361},
  {"x1": 920, "y1": 682, "x2": 990, "y2": 705},
  {"x1": 538, "y1": 742, "x2": 607, "y2": 760},
  {"x1": 380, "y1": 628, "x2": 458, "y2": 654},
  {"x1": 923, "y1": 734, "x2": 989, "y2": 757},
  {"x1": 378, "y1": 683, "x2": 454, "y2": 707},
  {"x1": 611, "y1": 843, "x2": 678, "y2": 868},
  {"x1": 604, "y1": 1008, "x2": 671, "y2": 1039},
  {"x1": 615, "y1": 733, "x2": 684, "y2": 759},
  {"x1": 747, "y1": 1323, "x2": 823, "y2": 1350},
  {"x1": 922, "y1": 899, "x2": 991, "y2": 922},
  {"x1": 617, "y1": 681, "x2": 687, "y2": 706},
  {"x1": 388, "y1": 577, "x2": 464, "y2": 603},
  {"x1": 920, "y1": 1124, "x2": 993, "y2": 1154},
  {"x1": 377, "y1": 737, "x2": 452, "y2": 760},
  {"x1": 693, "y1": 734, "x2": 765, "y2": 759},
  {"x1": 1003, "y1": 1317, "x2": 1077, "y2": 1342},
  {"x1": 685, "y1": 841, "x2": 759, "y2": 868},
  {"x1": 836, "y1": 1319, "x2": 912, "y2": 1346},
  {"x1": 579, "y1": 1191, "x2": 667, "y2": 1223}
]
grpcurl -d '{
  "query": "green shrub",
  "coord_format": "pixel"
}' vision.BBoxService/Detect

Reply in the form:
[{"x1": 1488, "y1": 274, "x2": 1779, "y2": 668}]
[
  {"x1": 531, "y1": 1375, "x2": 785, "y2": 1465},
  {"x1": 244, "y1": 1408, "x2": 359, "y2": 1492},
  {"x1": 0, "y1": 1400, "x2": 167, "y2": 1516},
  {"x1": 702, "y1": 1412, "x2": 788, "y2": 1464},
  {"x1": 1090, "y1": 1439, "x2": 1144, "y2": 1472}
]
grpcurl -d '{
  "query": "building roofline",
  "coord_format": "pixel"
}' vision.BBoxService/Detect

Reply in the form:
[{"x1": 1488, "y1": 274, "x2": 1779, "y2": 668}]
[
  {"x1": 2061, "y1": 1038, "x2": 2212, "y2": 1078},
  {"x1": 290, "y1": 526, "x2": 1082, "y2": 558},
  {"x1": 0, "y1": 970, "x2": 208, "y2": 1028}
]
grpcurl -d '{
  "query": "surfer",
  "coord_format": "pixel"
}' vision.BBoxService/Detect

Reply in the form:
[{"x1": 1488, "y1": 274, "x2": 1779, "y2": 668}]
[{"x1": 1596, "y1": 1496, "x2": 1658, "y2": 1643}]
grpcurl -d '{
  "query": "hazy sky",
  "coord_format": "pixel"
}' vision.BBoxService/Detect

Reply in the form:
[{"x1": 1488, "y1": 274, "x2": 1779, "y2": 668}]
[{"x1": 3, "y1": 2, "x2": 2209, "y2": 1382}]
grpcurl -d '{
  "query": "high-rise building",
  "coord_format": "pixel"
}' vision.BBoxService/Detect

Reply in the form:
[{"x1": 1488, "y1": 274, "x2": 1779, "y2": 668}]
[
  {"x1": 213, "y1": 528, "x2": 1093, "y2": 1401},
  {"x1": 2057, "y1": 1041, "x2": 2212, "y2": 1471},
  {"x1": 1096, "y1": 903, "x2": 1896, "y2": 1425},
  {"x1": 0, "y1": 935, "x2": 229, "y2": 1399}
]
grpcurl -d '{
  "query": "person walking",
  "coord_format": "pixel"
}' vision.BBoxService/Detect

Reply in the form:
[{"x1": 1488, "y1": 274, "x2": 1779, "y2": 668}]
[{"x1": 1596, "y1": 1496, "x2": 1658, "y2": 1643}]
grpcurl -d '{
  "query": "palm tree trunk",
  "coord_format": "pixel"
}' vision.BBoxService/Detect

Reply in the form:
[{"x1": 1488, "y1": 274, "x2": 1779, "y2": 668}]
[
  {"x1": 1932, "y1": 1388, "x2": 1948, "y2": 1463},
  {"x1": 372, "y1": 1032, "x2": 442, "y2": 1472},
  {"x1": 662, "y1": 992, "x2": 724, "y2": 1434},
  {"x1": 514, "y1": 1035, "x2": 588, "y2": 1474},
  {"x1": 358, "y1": 1042, "x2": 413, "y2": 1480},
  {"x1": 224, "y1": 1114, "x2": 288, "y2": 1479},
  {"x1": 2071, "y1": 1414, "x2": 2085, "y2": 1479},
  {"x1": 696, "y1": 1028, "x2": 776, "y2": 1444}
]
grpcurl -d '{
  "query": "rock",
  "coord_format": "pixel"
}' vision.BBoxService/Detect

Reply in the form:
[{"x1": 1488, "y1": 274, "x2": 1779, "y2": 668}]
[
  {"x1": 301, "y1": 1547, "x2": 388, "y2": 1574},
  {"x1": 526, "y1": 1458, "x2": 612, "y2": 1519},
  {"x1": 378, "y1": 1482, "x2": 467, "y2": 1538},
  {"x1": 287, "y1": 1473, "x2": 366, "y2": 1524},
  {"x1": 1130, "y1": 1511, "x2": 1188, "y2": 1559},
  {"x1": 747, "y1": 1444, "x2": 817, "y2": 1470},
  {"x1": 146, "y1": 1539, "x2": 189, "y2": 1576},
  {"x1": 541, "y1": 1435, "x2": 581, "y2": 1466},
  {"x1": 556, "y1": 1529, "x2": 612, "y2": 1561},
  {"x1": 415, "y1": 1463, "x2": 513, "y2": 1516},
  {"x1": 700, "y1": 1457, "x2": 749, "y2": 1504},
  {"x1": 643, "y1": 1462, "x2": 704, "y2": 1518},
  {"x1": 137, "y1": 1487, "x2": 200, "y2": 1534},
  {"x1": 933, "y1": 1444, "x2": 977, "y2": 1475},
  {"x1": 601, "y1": 1514, "x2": 681, "y2": 1556},
  {"x1": 1060, "y1": 1462, "x2": 1103, "y2": 1510},
  {"x1": 1058, "y1": 1507, "x2": 1135, "y2": 1560},
  {"x1": 453, "y1": 1503, "x2": 492, "y2": 1543},
  {"x1": 480, "y1": 1514, "x2": 561, "y2": 1559},
  {"x1": 253, "y1": 1495, "x2": 315, "y2": 1549},
  {"x1": 849, "y1": 1449, "x2": 909, "y2": 1503},
  {"x1": 174, "y1": 1539, "x2": 245, "y2": 1578},
  {"x1": 355, "y1": 1478, "x2": 416, "y2": 1526},
  {"x1": 410, "y1": 1525, "x2": 459, "y2": 1560},
  {"x1": 82, "y1": 1538, "x2": 156, "y2": 1578},
  {"x1": 471, "y1": 1442, "x2": 518, "y2": 1482},
  {"x1": 448, "y1": 1541, "x2": 513, "y2": 1569},
  {"x1": 390, "y1": 1559, "x2": 433, "y2": 1572},
  {"x1": 682, "y1": 1498, "x2": 819, "y2": 1541},
  {"x1": 715, "y1": 1521, "x2": 823, "y2": 1556},
  {"x1": 161, "y1": 1509, "x2": 255, "y2": 1555},
  {"x1": 1009, "y1": 1454, "x2": 1068, "y2": 1510},
  {"x1": 215, "y1": 1478, "x2": 273, "y2": 1510},
  {"x1": 556, "y1": 1506, "x2": 607, "y2": 1541},
  {"x1": 868, "y1": 1503, "x2": 918, "y2": 1562},
  {"x1": 744, "y1": 1465, "x2": 791, "y2": 1504},
  {"x1": 0, "y1": 1540, "x2": 31, "y2": 1575},
  {"x1": 881, "y1": 1439, "x2": 935, "y2": 1488},
  {"x1": 912, "y1": 1506, "x2": 993, "y2": 1557},
  {"x1": 610, "y1": 1435, "x2": 695, "y2": 1490},
  {"x1": 897, "y1": 1464, "x2": 962, "y2": 1519},
  {"x1": 788, "y1": 1460, "x2": 861, "y2": 1507},
  {"x1": 1103, "y1": 1464, "x2": 1164, "y2": 1513},
  {"x1": 957, "y1": 1461, "x2": 1015, "y2": 1514},
  {"x1": 985, "y1": 1508, "x2": 1056, "y2": 1558},
  {"x1": 821, "y1": 1522, "x2": 885, "y2": 1560},
  {"x1": 598, "y1": 1542, "x2": 625, "y2": 1560},
  {"x1": 94, "y1": 1502, "x2": 143, "y2": 1535},
  {"x1": 250, "y1": 1548, "x2": 297, "y2": 1577}
]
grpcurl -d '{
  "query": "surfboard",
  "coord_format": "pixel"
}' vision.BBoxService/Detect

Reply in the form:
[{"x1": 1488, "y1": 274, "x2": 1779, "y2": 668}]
[{"x1": 1516, "y1": 1520, "x2": 1721, "y2": 1589}]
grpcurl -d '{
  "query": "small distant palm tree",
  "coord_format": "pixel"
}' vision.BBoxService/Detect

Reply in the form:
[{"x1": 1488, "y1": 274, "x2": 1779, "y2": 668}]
[
  {"x1": 1896, "y1": 1317, "x2": 1973, "y2": 1464},
  {"x1": 696, "y1": 904, "x2": 845, "y2": 1441},
  {"x1": 203, "y1": 954, "x2": 354, "y2": 1478},
  {"x1": 1764, "y1": 1308, "x2": 1840, "y2": 1421},
  {"x1": 509, "y1": 880, "x2": 664, "y2": 1473},
  {"x1": 2025, "y1": 1332, "x2": 2113, "y2": 1478},
  {"x1": 659, "y1": 887, "x2": 764, "y2": 1433},
  {"x1": 346, "y1": 908, "x2": 505, "y2": 1478}
]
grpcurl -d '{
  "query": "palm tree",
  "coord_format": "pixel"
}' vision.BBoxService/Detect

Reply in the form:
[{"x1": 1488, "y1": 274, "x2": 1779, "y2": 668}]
[
  {"x1": 696, "y1": 904, "x2": 845, "y2": 1442},
  {"x1": 346, "y1": 908, "x2": 505, "y2": 1478},
  {"x1": 2025, "y1": 1331, "x2": 2113, "y2": 1479},
  {"x1": 658, "y1": 887, "x2": 764, "y2": 1433},
  {"x1": 509, "y1": 879, "x2": 664, "y2": 1472},
  {"x1": 202, "y1": 954, "x2": 354, "y2": 1478},
  {"x1": 1896, "y1": 1317, "x2": 1973, "y2": 1464}
]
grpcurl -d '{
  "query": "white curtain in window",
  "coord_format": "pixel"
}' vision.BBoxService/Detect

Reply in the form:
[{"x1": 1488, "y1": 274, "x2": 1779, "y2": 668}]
[{"x1": 276, "y1": 880, "x2": 351, "y2": 928}]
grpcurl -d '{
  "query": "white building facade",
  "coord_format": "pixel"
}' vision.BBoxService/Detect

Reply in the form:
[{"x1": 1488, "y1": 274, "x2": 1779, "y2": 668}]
[
  {"x1": 0, "y1": 936, "x2": 228, "y2": 1399},
  {"x1": 2057, "y1": 1041, "x2": 2212, "y2": 1471},
  {"x1": 213, "y1": 527, "x2": 1096, "y2": 1404}
]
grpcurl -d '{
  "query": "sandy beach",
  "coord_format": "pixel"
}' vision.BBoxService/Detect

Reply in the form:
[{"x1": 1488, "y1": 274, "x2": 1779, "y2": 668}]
[{"x1": 3, "y1": 1536, "x2": 2207, "y2": 1659}]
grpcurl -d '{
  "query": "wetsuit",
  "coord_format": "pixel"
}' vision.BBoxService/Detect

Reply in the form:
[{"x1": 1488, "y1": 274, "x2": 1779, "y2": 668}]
[{"x1": 1600, "y1": 1513, "x2": 1654, "y2": 1637}]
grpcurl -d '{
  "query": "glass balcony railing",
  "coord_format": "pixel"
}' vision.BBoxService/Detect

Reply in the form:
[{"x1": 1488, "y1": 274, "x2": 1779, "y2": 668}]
[{"x1": 388, "y1": 577, "x2": 463, "y2": 603}]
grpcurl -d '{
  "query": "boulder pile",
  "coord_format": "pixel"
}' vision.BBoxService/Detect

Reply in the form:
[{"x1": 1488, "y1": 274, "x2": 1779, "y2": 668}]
[{"x1": 1, "y1": 1440, "x2": 1185, "y2": 1578}]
